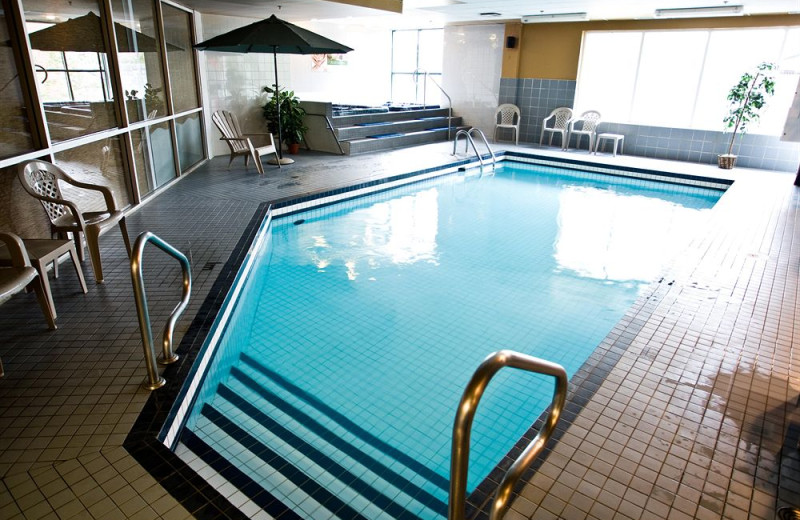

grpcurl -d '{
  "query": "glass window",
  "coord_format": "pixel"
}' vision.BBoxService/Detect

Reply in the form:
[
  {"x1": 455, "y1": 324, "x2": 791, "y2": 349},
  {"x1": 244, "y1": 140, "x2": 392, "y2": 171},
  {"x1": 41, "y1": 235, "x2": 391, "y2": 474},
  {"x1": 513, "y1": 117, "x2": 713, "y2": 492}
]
[
  {"x1": 390, "y1": 28, "x2": 443, "y2": 104},
  {"x1": 131, "y1": 120, "x2": 176, "y2": 196},
  {"x1": 162, "y1": 3, "x2": 198, "y2": 114},
  {"x1": 175, "y1": 112, "x2": 203, "y2": 172},
  {"x1": 111, "y1": 0, "x2": 167, "y2": 123},
  {"x1": 576, "y1": 31, "x2": 641, "y2": 122},
  {"x1": 575, "y1": 27, "x2": 800, "y2": 134},
  {"x1": 149, "y1": 120, "x2": 176, "y2": 188},
  {"x1": 23, "y1": 1, "x2": 118, "y2": 143},
  {"x1": 53, "y1": 136, "x2": 132, "y2": 212},
  {"x1": 0, "y1": 5, "x2": 35, "y2": 158},
  {"x1": 630, "y1": 30, "x2": 708, "y2": 127}
]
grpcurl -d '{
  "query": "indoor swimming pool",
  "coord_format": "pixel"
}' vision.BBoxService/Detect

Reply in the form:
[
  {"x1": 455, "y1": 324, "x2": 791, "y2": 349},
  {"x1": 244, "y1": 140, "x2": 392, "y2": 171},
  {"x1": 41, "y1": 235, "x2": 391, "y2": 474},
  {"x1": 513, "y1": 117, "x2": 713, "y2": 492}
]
[{"x1": 170, "y1": 160, "x2": 724, "y2": 519}]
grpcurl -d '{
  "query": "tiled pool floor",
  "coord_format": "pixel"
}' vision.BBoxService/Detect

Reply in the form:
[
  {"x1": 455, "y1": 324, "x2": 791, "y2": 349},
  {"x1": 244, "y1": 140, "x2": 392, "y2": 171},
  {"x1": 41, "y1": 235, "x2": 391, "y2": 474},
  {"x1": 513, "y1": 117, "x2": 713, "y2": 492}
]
[{"x1": 0, "y1": 142, "x2": 797, "y2": 520}]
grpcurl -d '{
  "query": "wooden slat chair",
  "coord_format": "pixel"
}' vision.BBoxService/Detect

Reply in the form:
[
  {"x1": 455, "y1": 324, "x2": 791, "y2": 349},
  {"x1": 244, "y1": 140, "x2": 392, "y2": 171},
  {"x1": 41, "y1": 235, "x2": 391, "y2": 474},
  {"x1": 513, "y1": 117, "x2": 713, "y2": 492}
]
[
  {"x1": 18, "y1": 160, "x2": 132, "y2": 284},
  {"x1": 0, "y1": 232, "x2": 57, "y2": 330},
  {"x1": 212, "y1": 110, "x2": 280, "y2": 174}
]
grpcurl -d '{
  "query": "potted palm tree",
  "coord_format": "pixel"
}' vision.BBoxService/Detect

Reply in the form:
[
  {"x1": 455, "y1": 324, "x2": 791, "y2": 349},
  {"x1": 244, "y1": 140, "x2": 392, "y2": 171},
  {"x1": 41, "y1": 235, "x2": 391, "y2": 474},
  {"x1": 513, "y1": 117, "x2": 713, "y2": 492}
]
[
  {"x1": 261, "y1": 85, "x2": 308, "y2": 154},
  {"x1": 719, "y1": 61, "x2": 776, "y2": 169}
]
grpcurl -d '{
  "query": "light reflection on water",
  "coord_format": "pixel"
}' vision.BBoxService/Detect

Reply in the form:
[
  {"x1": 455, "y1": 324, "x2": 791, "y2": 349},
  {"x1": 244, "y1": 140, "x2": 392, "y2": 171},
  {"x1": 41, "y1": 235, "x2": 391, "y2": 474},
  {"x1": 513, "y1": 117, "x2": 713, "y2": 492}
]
[{"x1": 554, "y1": 185, "x2": 712, "y2": 284}]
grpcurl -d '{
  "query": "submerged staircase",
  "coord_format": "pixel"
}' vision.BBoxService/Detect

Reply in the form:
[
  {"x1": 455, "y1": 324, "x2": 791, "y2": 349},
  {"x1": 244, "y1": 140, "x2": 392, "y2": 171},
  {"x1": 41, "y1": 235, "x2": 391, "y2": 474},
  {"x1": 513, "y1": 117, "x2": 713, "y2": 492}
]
[
  {"x1": 181, "y1": 352, "x2": 449, "y2": 519},
  {"x1": 301, "y1": 101, "x2": 464, "y2": 156}
]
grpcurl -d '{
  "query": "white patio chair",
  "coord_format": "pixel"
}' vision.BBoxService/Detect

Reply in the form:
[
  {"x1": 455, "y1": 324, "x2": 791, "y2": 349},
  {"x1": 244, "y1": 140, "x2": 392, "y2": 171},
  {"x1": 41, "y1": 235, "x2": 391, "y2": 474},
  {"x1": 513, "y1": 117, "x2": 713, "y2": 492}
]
[
  {"x1": 212, "y1": 110, "x2": 279, "y2": 174},
  {"x1": 566, "y1": 110, "x2": 602, "y2": 152},
  {"x1": 493, "y1": 104, "x2": 521, "y2": 145},
  {"x1": 539, "y1": 107, "x2": 573, "y2": 149}
]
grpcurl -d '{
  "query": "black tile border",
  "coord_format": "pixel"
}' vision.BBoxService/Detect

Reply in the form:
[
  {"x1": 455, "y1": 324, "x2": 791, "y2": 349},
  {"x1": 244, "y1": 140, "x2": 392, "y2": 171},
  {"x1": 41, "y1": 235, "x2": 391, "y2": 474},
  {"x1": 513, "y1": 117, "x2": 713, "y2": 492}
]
[{"x1": 125, "y1": 153, "x2": 729, "y2": 519}]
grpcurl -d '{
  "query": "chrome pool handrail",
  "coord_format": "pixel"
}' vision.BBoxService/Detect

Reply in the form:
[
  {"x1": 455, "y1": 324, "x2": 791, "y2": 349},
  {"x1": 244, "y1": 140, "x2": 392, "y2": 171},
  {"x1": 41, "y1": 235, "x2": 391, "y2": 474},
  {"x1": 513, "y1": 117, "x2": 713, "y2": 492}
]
[
  {"x1": 130, "y1": 231, "x2": 191, "y2": 390},
  {"x1": 468, "y1": 127, "x2": 496, "y2": 165},
  {"x1": 453, "y1": 129, "x2": 495, "y2": 168},
  {"x1": 449, "y1": 350, "x2": 568, "y2": 520}
]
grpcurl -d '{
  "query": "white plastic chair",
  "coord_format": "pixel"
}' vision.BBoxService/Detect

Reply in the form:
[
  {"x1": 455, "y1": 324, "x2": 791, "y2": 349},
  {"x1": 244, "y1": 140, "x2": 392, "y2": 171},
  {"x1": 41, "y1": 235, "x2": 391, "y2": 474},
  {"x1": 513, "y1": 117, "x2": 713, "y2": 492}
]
[
  {"x1": 539, "y1": 107, "x2": 573, "y2": 149},
  {"x1": 567, "y1": 110, "x2": 602, "y2": 152},
  {"x1": 18, "y1": 160, "x2": 132, "y2": 284},
  {"x1": 493, "y1": 104, "x2": 521, "y2": 145}
]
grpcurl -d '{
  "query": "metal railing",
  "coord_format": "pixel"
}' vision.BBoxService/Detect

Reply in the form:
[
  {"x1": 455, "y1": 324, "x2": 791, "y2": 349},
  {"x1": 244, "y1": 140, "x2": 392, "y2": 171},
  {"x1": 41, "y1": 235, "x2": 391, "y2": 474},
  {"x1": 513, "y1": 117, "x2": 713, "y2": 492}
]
[
  {"x1": 414, "y1": 69, "x2": 454, "y2": 140},
  {"x1": 449, "y1": 350, "x2": 568, "y2": 520},
  {"x1": 130, "y1": 231, "x2": 192, "y2": 390},
  {"x1": 306, "y1": 113, "x2": 345, "y2": 155},
  {"x1": 453, "y1": 128, "x2": 496, "y2": 168}
]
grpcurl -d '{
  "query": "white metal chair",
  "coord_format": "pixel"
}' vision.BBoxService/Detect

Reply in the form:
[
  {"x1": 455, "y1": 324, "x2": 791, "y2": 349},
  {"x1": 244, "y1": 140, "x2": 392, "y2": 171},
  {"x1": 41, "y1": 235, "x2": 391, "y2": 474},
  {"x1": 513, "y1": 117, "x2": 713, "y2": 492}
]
[
  {"x1": 18, "y1": 160, "x2": 132, "y2": 284},
  {"x1": 539, "y1": 107, "x2": 573, "y2": 149},
  {"x1": 567, "y1": 110, "x2": 602, "y2": 152},
  {"x1": 212, "y1": 110, "x2": 279, "y2": 174},
  {"x1": 493, "y1": 104, "x2": 521, "y2": 145}
]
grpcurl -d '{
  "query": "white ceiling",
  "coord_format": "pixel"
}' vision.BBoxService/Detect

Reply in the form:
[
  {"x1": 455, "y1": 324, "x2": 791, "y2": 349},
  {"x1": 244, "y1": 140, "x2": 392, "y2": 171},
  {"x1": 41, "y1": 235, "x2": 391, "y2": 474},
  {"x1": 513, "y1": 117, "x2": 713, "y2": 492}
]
[{"x1": 180, "y1": 0, "x2": 800, "y2": 28}]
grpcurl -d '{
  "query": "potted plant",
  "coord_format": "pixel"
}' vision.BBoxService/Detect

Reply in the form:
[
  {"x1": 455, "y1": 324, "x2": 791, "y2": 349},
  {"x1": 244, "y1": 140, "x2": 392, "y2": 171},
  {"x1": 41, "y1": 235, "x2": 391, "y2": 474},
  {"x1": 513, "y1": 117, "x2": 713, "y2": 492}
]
[
  {"x1": 261, "y1": 84, "x2": 308, "y2": 154},
  {"x1": 719, "y1": 61, "x2": 776, "y2": 169}
]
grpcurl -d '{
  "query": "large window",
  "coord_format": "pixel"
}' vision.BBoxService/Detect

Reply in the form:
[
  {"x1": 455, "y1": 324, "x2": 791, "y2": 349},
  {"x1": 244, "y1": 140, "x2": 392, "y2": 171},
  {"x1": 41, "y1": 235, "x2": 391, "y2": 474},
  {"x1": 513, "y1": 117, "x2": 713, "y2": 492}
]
[
  {"x1": 23, "y1": 0, "x2": 119, "y2": 143},
  {"x1": 575, "y1": 27, "x2": 800, "y2": 134},
  {"x1": 391, "y1": 28, "x2": 443, "y2": 104}
]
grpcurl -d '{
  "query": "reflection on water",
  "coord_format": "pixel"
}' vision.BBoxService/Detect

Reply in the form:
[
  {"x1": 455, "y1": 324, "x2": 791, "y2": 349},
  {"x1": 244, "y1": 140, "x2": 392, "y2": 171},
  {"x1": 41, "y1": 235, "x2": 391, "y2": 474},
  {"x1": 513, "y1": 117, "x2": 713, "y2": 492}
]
[
  {"x1": 299, "y1": 188, "x2": 440, "y2": 280},
  {"x1": 554, "y1": 186, "x2": 713, "y2": 284}
]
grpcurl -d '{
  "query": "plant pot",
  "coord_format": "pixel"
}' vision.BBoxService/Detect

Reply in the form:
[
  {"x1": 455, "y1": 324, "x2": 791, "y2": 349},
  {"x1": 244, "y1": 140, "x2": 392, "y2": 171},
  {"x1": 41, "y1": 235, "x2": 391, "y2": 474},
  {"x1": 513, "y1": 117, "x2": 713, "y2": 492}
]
[
  {"x1": 287, "y1": 143, "x2": 300, "y2": 155},
  {"x1": 718, "y1": 154, "x2": 737, "y2": 169}
]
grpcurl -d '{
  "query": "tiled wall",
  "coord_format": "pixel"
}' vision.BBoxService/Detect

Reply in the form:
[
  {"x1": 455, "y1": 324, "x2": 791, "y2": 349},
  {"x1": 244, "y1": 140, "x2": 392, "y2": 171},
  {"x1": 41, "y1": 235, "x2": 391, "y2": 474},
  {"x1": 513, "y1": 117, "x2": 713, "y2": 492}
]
[
  {"x1": 442, "y1": 24, "x2": 504, "y2": 138},
  {"x1": 199, "y1": 14, "x2": 290, "y2": 157},
  {"x1": 500, "y1": 78, "x2": 800, "y2": 172}
]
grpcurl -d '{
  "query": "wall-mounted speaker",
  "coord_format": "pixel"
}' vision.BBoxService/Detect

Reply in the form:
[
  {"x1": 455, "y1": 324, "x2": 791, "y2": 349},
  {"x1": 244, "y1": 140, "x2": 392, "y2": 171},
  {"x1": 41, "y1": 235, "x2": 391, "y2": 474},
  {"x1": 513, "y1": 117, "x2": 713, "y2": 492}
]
[{"x1": 506, "y1": 36, "x2": 517, "y2": 49}]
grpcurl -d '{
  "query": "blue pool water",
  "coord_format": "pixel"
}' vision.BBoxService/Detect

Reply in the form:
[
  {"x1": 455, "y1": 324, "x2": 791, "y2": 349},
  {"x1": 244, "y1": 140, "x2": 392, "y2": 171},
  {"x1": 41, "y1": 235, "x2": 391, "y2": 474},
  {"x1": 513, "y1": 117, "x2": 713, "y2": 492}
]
[{"x1": 180, "y1": 162, "x2": 722, "y2": 519}]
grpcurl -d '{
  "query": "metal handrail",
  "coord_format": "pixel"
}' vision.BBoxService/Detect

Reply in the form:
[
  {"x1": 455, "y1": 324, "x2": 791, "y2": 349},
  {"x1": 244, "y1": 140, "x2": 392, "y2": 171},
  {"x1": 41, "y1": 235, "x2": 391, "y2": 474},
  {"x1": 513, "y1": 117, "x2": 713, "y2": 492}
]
[
  {"x1": 453, "y1": 129, "x2": 486, "y2": 167},
  {"x1": 468, "y1": 128, "x2": 496, "y2": 165},
  {"x1": 130, "y1": 231, "x2": 192, "y2": 390},
  {"x1": 414, "y1": 69, "x2": 454, "y2": 140},
  {"x1": 306, "y1": 113, "x2": 345, "y2": 155},
  {"x1": 449, "y1": 350, "x2": 568, "y2": 520}
]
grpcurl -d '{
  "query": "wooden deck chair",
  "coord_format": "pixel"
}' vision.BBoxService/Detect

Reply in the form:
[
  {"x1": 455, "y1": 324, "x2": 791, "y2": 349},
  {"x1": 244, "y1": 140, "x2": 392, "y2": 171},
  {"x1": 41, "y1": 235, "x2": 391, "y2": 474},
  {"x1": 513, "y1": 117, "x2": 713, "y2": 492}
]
[{"x1": 212, "y1": 110, "x2": 280, "y2": 174}]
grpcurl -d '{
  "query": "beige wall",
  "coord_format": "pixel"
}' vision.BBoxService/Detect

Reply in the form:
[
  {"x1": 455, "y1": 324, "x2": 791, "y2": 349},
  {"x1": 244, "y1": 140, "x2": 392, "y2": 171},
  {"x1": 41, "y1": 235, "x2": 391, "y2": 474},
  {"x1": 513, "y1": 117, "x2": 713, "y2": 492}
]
[{"x1": 504, "y1": 14, "x2": 800, "y2": 80}]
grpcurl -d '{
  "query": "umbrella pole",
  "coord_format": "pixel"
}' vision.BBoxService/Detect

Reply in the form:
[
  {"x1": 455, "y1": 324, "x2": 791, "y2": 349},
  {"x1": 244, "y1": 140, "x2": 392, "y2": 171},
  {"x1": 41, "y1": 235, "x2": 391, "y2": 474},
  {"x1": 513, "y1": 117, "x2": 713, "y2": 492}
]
[{"x1": 268, "y1": 48, "x2": 294, "y2": 166}]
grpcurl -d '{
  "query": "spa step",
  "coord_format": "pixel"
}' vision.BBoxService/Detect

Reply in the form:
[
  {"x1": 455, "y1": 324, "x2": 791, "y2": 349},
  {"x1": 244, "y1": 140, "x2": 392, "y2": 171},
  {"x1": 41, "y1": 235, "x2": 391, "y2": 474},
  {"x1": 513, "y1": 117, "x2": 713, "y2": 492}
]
[
  {"x1": 330, "y1": 107, "x2": 451, "y2": 127},
  {"x1": 342, "y1": 127, "x2": 456, "y2": 155},
  {"x1": 336, "y1": 116, "x2": 461, "y2": 141},
  {"x1": 184, "y1": 370, "x2": 448, "y2": 519}
]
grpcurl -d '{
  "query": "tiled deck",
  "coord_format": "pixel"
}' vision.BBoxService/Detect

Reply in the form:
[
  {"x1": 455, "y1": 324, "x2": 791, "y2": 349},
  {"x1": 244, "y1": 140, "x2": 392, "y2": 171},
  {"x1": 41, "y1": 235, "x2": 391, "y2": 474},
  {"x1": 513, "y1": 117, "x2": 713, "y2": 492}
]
[{"x1": 0, "y1": 142, "x2": 798, "y2": 520}]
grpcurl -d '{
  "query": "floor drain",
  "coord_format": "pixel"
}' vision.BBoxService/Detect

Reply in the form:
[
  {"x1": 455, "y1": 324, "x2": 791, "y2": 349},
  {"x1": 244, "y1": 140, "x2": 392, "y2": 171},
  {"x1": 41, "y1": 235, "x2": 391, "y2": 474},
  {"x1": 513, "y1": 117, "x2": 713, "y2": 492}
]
[
  {"x1": 294, "y1": 219, "x2": 305, "y2": 225},
  {"x1": 202, "y1": 261, "x2": 221, "y2": 271}
]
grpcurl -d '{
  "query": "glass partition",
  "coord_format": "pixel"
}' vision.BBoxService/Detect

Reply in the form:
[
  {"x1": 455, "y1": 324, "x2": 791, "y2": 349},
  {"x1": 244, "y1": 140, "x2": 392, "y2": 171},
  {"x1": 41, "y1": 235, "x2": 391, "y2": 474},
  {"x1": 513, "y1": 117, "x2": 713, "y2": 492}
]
[
  {"x1": 162, "y1": 3, "x2": 198, "y2": 114},
  {"x1": 111, "y1": 0, "x2": 167, "y2": 123},
  {"x1": 0, "y1": 4, "x2": 35, "y2": 158},
  {"x1": 175, "y1": 112, "x2": 203, "y2": 172},
  {"x1": 23, "y1": 0, "x2": 118, "y2": 142},
  {"x1": 53, "y1": 135, "x2": 132, "y2": 211},
  {"x1": 149, "y1": 120, "x2": 176, "y2": 188}
]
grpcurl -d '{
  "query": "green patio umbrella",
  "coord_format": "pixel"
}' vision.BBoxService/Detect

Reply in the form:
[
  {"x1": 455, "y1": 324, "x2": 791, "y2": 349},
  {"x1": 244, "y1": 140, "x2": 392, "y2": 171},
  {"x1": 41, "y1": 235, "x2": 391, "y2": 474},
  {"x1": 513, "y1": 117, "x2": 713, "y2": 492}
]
[
  {"x1": 194, "y1": 15, "x2": 353, "y2": 164},
  {"x1": 29, "y1": 12, "x2": 166, "y2": 53}
]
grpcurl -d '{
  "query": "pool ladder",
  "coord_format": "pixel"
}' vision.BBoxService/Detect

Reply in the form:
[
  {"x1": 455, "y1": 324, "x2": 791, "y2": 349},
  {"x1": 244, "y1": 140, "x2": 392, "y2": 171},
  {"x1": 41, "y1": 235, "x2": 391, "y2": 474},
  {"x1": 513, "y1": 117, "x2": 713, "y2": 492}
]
[
  {"x1": 449, "y1": 350, "x2": 568, "y2": 520},
  {"x1": 453, "y1": 127, "x2": 496, "y2": 168},
  {"x1": 130, "y1": 231, "x2": 192, "y2": 390}
]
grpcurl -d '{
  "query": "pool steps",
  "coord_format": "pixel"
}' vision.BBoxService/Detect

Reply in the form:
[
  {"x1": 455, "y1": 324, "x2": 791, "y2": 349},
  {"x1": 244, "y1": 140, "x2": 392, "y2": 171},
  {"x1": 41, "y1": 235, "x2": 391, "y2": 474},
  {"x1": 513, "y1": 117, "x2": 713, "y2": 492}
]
[
  {"x1": 302, "y1": 104, "x2": 465, "y2": 156},
  {"x1": 183, "y1": 353, "x2": 449, "y2": 519}
]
